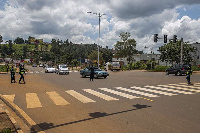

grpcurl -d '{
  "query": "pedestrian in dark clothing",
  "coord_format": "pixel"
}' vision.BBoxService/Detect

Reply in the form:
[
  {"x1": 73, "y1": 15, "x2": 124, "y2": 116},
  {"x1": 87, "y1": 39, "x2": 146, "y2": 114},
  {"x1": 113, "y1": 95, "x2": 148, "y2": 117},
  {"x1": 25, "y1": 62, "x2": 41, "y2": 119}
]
[
  {"x1": 186, "y1": 65, "x2": 192, "y2": 85},
  {"x1": 19, "y1": 65, "x2": 26, "y2": 84},
  {"x1": 6, "y1": 64, "x2": 9, "y2": 73},
  {"x1": 10, "y1": 66, "x2": 16, "y2": 83},
  {"x1": 90, "y1": 66, "x2": 95, "y2": 81}
]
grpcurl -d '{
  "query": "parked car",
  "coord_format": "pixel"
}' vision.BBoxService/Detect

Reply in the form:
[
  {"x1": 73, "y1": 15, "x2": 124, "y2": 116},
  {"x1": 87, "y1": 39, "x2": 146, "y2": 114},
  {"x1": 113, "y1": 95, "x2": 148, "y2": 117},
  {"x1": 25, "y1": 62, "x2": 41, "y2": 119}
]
[
  {"x1": 56, "y1": 64, "x2": 69, "y2": 75},
  {"x1": 80, "y1": 67, "x2": 109, "y2": 78},
  {"x1": 45, "y1": 66, "x2": 56, "y2": 73},
  {"x1": 166, "y1": 64, "x2": 189, "y2": 76},
  {"x1": 32, "y1": 64, "x2": 37, "y2": 67}
]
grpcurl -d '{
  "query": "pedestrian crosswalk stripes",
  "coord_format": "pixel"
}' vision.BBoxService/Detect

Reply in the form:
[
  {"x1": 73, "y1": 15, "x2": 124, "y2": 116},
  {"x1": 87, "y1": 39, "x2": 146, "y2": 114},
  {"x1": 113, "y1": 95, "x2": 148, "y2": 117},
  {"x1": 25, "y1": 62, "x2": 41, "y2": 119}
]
[
  {"x1": 99, "y1": 88, "x2": 139, "y2": 99},
  {"x1": 83, "y1": 89, "x2": 119, "y2": 101},
  {"x1": 26, "y1": 93, "x2": 42, "y2": 108},
  {"x1": 115, "y1": 87, "x2": 159, "y2": 97},
  {"x1": 3, "y1": 94, "x2": 15, "y2": 102},
  {"x1": 46, "y1": 91, "x2": 70, "y2": 105},
  {"x1": 2, "y1": 83, "x2": 200, "y2": 109},
  {"x1": 66, "y1": 90, "x2": 96, "y2": 103},
  {"x1": 157, "y1": 85, "x2": 194, "y2": 94}
]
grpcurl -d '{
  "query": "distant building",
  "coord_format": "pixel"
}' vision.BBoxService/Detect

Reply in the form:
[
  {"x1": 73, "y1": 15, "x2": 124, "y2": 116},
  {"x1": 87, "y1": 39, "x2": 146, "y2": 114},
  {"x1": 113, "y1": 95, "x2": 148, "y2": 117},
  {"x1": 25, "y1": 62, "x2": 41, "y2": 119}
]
[{"x1": 191, "y1": 43, "x2": 200, "y2": 66}]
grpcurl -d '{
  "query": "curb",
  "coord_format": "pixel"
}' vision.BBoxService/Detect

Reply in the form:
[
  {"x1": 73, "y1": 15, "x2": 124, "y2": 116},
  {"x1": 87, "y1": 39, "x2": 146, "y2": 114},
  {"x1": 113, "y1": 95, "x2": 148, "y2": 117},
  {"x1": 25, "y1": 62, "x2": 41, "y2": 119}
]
[
  {"x1": 0, "y1": 101, "x2": 23, "y2": 133},
  {"x1": 0, "y1": 94, "x2": 45, "y2": 133}
]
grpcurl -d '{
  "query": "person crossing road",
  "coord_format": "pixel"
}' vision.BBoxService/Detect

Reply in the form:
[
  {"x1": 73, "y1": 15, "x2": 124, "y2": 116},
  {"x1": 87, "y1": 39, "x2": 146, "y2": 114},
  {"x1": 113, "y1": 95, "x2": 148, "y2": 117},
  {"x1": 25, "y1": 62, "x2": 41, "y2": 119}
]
[
  {"x1": 10, "y1": 66, "x2": 16, "y2": 83},
  {"x1": 19, "y1": 65, "x2": 26, "y2": 84}
]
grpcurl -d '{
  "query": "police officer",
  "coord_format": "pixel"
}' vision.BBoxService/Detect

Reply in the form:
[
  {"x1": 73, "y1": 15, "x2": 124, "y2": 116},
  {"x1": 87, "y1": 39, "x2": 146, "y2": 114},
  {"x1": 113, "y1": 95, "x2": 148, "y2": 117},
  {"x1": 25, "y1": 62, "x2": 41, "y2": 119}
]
[
  {"x1": 10, "y1": 66, "x2": 16, "y2": 83},
  {"x1": 6, "y1": 64, "x2": 9, "y2": 73},
  {"x1": 90, "y1": 65, "x2": 94, "y2": 81},
  {"x1": 186, "y1": 65, "x2": 192, "y2": 85},
  {"x1": 19, "y1": 65, "x2": 26, "y2": 84}
]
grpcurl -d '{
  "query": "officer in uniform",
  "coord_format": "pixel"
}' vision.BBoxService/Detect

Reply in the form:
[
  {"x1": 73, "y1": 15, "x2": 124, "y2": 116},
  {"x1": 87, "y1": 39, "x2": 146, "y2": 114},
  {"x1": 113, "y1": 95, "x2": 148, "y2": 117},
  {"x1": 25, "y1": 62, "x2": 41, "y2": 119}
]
[
  {"x1": 19, "y1": 65, "x2": 26, "y2": 84},
  {"x1": 10, "y1": 66, "x2": 16, "y2": 83},
  {"x1": 186, "y1": 65, "x2": 192, "y2": 85}
]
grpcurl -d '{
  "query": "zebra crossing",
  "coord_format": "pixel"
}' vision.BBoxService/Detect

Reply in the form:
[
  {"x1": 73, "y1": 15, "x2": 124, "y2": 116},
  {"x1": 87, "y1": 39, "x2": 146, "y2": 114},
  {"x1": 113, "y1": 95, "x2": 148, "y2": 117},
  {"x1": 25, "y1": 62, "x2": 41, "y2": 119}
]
[
  {"x1": 2, "y1": 83, "x2": 200, "y2": 109},
  {"x1": 27, "y1": 70, "x2": 79, "y2": 74}
]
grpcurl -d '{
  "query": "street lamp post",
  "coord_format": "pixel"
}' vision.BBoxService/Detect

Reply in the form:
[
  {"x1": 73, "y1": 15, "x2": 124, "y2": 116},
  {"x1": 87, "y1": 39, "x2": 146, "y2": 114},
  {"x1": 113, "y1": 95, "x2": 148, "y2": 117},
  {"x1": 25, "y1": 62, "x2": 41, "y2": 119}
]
[{"x1": 87, "y1": 12, "x2": 106, "y2": 68}]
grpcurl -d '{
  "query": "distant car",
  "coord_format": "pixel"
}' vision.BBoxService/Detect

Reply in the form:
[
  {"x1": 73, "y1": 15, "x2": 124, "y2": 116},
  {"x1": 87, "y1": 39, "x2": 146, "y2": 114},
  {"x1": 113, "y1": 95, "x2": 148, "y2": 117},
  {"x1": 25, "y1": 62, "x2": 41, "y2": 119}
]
[
  {"x1": 45, "y1": 66, "x2": 56, "y2": 73},
  {"x1": 32, "y1": 64, "x2": 37, "y2": 67},
  {"x1": 39, "y1": 64, "x2": 43, "y2": 67},
  {"x1": 166, "y1": 64, "x2": 189, "y2": 76},
  {"x1": 80, "y1": 67, "x2": 109, "y2": 78},
  {"x1": 56, "y1": 64, "x2": 69, "y2": 75}
]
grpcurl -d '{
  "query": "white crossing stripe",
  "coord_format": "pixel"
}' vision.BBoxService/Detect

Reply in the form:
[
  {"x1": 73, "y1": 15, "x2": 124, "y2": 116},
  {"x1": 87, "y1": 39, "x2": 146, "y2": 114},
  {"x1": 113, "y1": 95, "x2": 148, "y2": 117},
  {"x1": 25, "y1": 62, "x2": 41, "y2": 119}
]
[
  {"x1": 74, "y1": 71, "x2": 78, "y2": 72},
  {"x1": 166, "y1": 84, "x2": 200, "y2": 92},
  {"x1": 131, "y1": 86, "x2": 177, "y2": 96},
  {"x1": 99, "y1": 88, "x2": 139, "y2": 99},
  {"x1": 157, "y1": 85, "x2": 194, "y2": 94},
  {"x1": 144, "y1": 86, "x2": 178, "y2": 96},
  {"x1": 3, "y1": 94, "x2": 15, "y2": 102},
  {"x1": 83, "y1": 89, "x2": 119, "y2": 101},
  {"x1": 36, "y1": 71, "x2": 39, "y2": 73},
  {"x1": 66, "y1": 90, "x2": 96, "y2": 103},
  {"x1": 46, "y1": 91, "x2": 70, "y2": 105},
  {"x1": 178, "y1": 83, "x2": 187, "y2": 85},
  {"x1": 26, "y1": 93, "x2": 42, "y2": 108},
  {"x1": 115, "y1": 87, "x2": 159, "y2": 97},
  {"x1": 168, "y1": 84, "x2": 200, "y2": 90},
  {"x1": 69, "y1": 71, "x2": 73, "y2": 72},
  {"x1": 29, "y1": 72, "x2": 33, "y2": 74}
]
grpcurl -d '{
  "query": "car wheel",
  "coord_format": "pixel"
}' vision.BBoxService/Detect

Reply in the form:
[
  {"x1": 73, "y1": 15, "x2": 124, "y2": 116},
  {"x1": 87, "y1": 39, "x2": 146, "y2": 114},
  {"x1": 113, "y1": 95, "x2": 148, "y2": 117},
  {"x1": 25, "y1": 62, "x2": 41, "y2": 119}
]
[
  {"x1": 82, "y1": 73, "x2": 86, "y2": 78},
  {"x1": 166, "y1": 71, "x2": 169, "y2": 75},
  {"x1": 94, "y1": 74, "x2": 98, "y2": 79},
  {"x1": 104, "y1": 76, "x2": 107, "y2": 78},
  {"x1": 177, "y1": 71, "x2": 181, "y2": 76}
]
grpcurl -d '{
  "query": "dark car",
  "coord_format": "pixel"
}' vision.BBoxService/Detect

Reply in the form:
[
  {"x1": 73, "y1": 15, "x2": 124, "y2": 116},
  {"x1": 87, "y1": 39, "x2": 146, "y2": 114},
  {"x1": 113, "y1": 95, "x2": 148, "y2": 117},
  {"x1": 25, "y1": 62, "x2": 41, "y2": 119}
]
[
  {"x1": 80, "y1": 67, "x2": 109, "y2": 78},
  {"x1": 32, "y1": 64, "x2": 37, "y2": 67},
  {"x1": 166, "y1": 64, "x2": 189, "y2": 76}
]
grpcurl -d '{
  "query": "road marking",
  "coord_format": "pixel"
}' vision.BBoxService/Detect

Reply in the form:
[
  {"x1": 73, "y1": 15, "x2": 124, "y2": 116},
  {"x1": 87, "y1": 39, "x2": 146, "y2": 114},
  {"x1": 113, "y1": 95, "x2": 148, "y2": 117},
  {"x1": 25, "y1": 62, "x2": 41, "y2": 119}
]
[
  {"x1": 157, "y1": 85, "x2": 194, "y2": 94},
  {"x1": 74, "y1": 70, "x2": 78, "y2": 72},
  {"x1": 168, "y1": 84, "x2": 200, "y2": 90},
  {"x1": 116, "y1": 87, "x2": 159, "y2": 97},
  {"x1": 144, "y1": 86, "x2": 178, "y2": 96},
  {"x1": 69, "y1": 71, "x2": 73, "y2": 72},
  {"x1": 131, "y1": 86, "x2": 177, "y2": 96},
  {"x1": 36, "y1": 71, "x2": 39, "y2": 73},
  {"x1": 46, "y1": 91, "x2": 70, "y2": 105},
  {"x1": 166, "y1": 84, "x2": 200, "y2": 92},
  {"x1": 99, "y1": 88, "x2": 138, "y2": 99},
  {"x1": 26, "y1": 93, "x2": 42, "y2": 108},
  {"x1": 3, "y1": 94, "x2": 15, "y2": 102},
  {"x1": 66, "y1": 90, "x2": 96, "y2": 103},
  {"x1": 83, "y1": 89, "x2": 119, "y2": 101}
]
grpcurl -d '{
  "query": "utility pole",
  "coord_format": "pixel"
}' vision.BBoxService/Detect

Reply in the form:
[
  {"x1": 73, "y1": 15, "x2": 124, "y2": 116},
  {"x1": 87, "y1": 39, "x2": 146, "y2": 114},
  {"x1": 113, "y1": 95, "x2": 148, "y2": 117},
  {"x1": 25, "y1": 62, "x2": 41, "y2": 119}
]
[
  {"x1": 181, "y1": 38, "x2": 183, "y2": 64},
  {"x1": 87, "y1": 12, "x2": 106, "y2": 68}
]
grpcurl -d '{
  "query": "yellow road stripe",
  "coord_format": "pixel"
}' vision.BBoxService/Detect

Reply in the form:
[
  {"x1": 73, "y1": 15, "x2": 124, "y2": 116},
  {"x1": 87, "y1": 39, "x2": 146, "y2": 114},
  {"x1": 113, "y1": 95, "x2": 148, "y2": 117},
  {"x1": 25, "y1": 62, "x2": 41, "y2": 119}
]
[
  {"x1": 46, "y1": 91, "x2": 70, "y2": 105},
  {"x1": 66, "y1": 90, "x2": 96, "y2": 103},
  {"x1": 3, "y1": 94, "x2": 15, "y2": 102},
  {"x1": 26, "y1": 93, "x2": 42, "y2": 108}
]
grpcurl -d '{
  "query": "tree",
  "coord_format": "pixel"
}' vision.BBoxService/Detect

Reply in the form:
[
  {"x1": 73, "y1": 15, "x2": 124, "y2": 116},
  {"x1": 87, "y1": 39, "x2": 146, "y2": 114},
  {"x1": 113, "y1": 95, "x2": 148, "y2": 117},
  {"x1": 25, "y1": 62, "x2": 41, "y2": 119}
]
[
  {"x1": 114, "y1": 32, "x2": 137, "y2": 65},
  {"x1": 158, "y1": 40, "x2": 197, "y2": 65},
  {"x1": 14, "y1": 37, "x2": 24, "y2": 44},
  {"x1": 0, "y1": 35, "x2": 3, "y2": 44},
  {"x1": 88, "y1": 50, "x2": 103, "y2": 66}
]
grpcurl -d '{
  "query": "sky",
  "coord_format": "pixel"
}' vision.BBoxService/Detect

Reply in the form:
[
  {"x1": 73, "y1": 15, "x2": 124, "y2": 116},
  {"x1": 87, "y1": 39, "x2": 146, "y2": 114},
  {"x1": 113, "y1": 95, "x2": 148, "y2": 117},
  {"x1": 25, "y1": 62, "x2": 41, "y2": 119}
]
[{"x1": 0, "y1": 0, "x2": 200, "y2": 53}]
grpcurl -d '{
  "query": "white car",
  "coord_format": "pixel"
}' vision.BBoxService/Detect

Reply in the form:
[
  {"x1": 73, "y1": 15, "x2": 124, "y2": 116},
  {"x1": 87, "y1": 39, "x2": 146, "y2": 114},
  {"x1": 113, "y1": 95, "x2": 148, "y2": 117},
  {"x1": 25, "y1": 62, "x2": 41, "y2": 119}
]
[
  {"x1": 56, "y1": 64, "x2": 69, "y2": 75},
  {"x1": 45, "y1": 66, "x2": 56, "y2": 73}
]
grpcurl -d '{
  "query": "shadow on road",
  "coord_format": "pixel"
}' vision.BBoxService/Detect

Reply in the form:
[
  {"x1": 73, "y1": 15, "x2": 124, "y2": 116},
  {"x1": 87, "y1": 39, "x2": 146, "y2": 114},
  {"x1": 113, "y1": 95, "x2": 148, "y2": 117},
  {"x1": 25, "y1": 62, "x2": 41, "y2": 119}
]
[{"x1": 30, "y1": 104, "x2": 152, "y2": 132}]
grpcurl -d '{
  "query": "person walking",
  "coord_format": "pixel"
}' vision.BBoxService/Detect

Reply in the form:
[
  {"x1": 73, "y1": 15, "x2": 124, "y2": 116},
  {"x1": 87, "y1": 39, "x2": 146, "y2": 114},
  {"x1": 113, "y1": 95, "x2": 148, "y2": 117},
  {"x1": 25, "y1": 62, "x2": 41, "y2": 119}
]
[
  {"x1": 186, "y1": 65, "x2": 192, "y2": 85},
  {"x1": 90, "y1": 65, "x2": 95, "y2": 81},
  {"x1": 6, "y1": 64, "x2": 9, "y2": 73},
  {"x1": 19, "y1": 65, "x2": 26, "y2": 84},
  {"x1": 10, "y1": 66, "x2": 16, "y2": 83}
]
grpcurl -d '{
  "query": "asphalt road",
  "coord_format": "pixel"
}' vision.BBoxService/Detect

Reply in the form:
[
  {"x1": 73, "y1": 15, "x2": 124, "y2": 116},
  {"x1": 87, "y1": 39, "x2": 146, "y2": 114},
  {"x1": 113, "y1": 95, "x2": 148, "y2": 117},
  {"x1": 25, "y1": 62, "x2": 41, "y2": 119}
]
[{"x1": 0, "y1": 65, "x2": 200, "y2": 133}]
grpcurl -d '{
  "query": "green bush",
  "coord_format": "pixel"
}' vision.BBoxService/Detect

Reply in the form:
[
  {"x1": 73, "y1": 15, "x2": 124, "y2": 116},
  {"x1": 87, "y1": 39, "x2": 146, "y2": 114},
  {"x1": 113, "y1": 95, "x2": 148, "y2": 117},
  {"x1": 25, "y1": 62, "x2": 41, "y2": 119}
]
[
  {"x1": 0, "y1": 65, "x2": 7, "y2": 72},
  {"x1": 132, "y1": 61, "x2": 147, "y2": 70},
  {"x1": 151, "y1": 66, "x2": 169, "y2": 72},
  {"x1": 1, "y1": 128, "x2": 12, "y2": 133},
  {"x1": 192, "y1": 65, "x2": 200, "y2": 71}
]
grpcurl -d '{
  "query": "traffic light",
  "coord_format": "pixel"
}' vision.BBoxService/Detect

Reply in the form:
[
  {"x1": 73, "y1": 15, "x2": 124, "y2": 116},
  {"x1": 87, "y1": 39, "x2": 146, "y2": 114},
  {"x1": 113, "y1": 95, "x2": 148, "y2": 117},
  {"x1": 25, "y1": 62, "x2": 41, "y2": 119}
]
[
  {"x1": 173, "y1": 35, "x2": 177, "y2": 43},
  {"x1": 164, "y1": 35, "x2": 167, "y2": 43},
  {"x1": 154, "y1": 34, "x2": 158, "y2": 42}
]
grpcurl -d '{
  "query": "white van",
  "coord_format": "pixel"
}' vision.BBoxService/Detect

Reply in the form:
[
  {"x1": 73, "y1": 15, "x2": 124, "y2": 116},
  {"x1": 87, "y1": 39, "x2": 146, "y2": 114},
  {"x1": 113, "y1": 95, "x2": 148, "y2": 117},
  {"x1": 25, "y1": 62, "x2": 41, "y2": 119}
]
[{"x1": 56, "y1": 64, "x2": 69, "y2": 75}]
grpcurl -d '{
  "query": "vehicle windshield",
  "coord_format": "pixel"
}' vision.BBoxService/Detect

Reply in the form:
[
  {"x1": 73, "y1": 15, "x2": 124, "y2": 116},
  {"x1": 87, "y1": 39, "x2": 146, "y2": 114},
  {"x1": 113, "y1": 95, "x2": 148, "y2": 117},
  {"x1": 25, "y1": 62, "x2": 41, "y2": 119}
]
[
  {"x1": 94, "y1": 69, "x2": 102, "y2": 71},
  {"x1": 48, "y1": 66, "x2": 54, "y2": 68},
  {"x1": 61, "y1": 66, "x2": 67, "y2": 68}
]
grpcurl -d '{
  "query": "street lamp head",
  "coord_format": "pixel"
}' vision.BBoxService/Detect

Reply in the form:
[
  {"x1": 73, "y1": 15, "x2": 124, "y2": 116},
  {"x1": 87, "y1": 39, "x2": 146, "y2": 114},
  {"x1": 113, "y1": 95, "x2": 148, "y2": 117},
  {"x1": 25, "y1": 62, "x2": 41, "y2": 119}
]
[{"x1": 87, "y1": 12, "x2": 92, "y2": 13}]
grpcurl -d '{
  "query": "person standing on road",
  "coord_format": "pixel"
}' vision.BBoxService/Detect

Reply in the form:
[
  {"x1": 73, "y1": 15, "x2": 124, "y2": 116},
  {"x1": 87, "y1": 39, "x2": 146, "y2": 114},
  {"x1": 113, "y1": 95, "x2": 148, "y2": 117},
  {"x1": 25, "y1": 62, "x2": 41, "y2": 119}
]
[
  {"x1": 90, "y1": 65, "x2": 95, "y2": 81},
  {"x1": 186, "y1": 64, "x2": 192, "y2": 85},
  {"x1": 19, "y1": 65, "x2": 26, "y2": 84},
  {"x1": 6, "y1": 64, "x2": 9, "y2": 73},
  {"x1": 10, "y1": 66, "x2": 16, "y2": 83}
]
